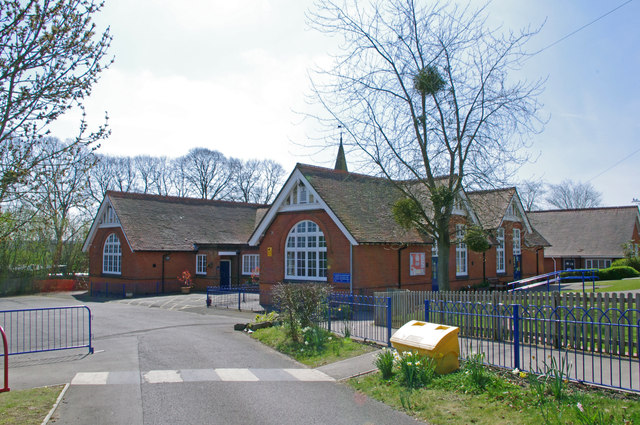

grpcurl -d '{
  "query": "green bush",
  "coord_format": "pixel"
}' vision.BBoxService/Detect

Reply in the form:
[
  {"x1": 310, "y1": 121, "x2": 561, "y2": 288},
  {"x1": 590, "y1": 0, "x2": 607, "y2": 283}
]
[
  {"x1": 612, "y1": 258, "x2": 640, "y2": 271},
  {"x1": 597, "y1": 266, "x2": 640, "y2": 281},
  {"x1": 272, "y1": 283, "x2": 331, "y2": 342}
]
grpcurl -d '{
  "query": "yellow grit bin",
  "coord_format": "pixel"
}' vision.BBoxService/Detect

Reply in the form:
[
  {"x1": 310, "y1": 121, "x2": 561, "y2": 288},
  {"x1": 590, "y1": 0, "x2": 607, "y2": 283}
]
[{"x1": 390, "y1": 320, "x2": 460, "y2": 375}]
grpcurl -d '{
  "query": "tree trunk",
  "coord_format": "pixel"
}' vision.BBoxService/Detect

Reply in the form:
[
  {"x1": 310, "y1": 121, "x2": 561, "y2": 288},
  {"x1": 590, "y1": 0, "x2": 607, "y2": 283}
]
[{"x1": 437, "y1": 225, "x2": 451, "y2": 291}]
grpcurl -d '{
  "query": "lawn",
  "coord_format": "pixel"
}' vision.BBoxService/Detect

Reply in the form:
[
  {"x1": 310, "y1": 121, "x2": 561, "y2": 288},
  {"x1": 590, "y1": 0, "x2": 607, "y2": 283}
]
[
  {"x1": 0, "y1": 385, "x2": 64, "y2": 425},
  {"x1": 593, "y1": 277, "x2": 640, "y2": 292},
  {"x1": 250, "y1": 325, "x2": 376, "y2": 367},
  {"x1": 350, "y1": 353, "x2": 640, "y2": 425}
]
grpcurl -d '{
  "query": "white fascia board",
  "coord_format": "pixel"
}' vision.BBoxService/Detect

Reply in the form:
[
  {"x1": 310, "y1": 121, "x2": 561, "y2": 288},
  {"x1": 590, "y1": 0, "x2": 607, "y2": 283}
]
[
  {"x1": 511, "y1": 191, "x2": 533, "y2": 234},
  {"x1": 248, "y1": 168, "x2": 358, "y2": 246},
  {"x1": 459, "y1": 190, "x2": 481, "y2": 226},
  {"x1": 81, "y1": 196, "x2": 133, "y2": 253}
]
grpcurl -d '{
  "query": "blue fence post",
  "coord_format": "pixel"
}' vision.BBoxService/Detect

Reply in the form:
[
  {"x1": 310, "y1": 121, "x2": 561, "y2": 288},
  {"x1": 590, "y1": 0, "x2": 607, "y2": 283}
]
[
  {"x1": 105, "y1": 282, "x2": 109, "y2": 298},
  {"x1": 424, "y1": 299, "x2": 430, "y2": 322},
  {"x1": 512, "y1": 304, "x2": 520, "y2": 371},
  {"x1": 85, "y1": 306, "x2": 94, "y2": 354},
  {"x1": 386, "y1": 297, "x2": 392, "y2": 347},
  {"x1": 238, "y1": 288, "x2": 242, "y2": 311},
  {"x1": 122, "y1": 284, "x2": 126, "y2": 298},
  {"x1": 90, "y1": 281, "x2": 93, "y2": 297}
]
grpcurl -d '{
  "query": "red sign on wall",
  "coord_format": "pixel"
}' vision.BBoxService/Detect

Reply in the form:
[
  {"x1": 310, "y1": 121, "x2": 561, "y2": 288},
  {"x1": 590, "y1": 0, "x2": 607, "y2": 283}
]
[{"x1": 410, "y1": 252, "x2": 426, "y2": 276}]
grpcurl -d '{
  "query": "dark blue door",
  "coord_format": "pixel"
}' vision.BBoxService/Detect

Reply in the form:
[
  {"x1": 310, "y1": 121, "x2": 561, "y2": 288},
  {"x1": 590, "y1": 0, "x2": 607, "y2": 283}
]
[
  {"x1": 431, "y1": 256, "x2": 439, "y2": 292},
  {"x1": 513, "y1": 255, "x2": 522, "y2": 280},
  {"x1": 220, "y1": 261, "x2": 231, "y2": 288}
]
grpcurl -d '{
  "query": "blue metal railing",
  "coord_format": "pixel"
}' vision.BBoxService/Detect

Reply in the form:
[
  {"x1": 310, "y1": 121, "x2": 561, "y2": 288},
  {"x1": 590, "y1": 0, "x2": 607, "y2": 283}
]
[
  {"x1": 0, "y1": 306, "x2": 93, "y2": 356},
  {"x1": 325, "y1": 293, "x2": 393, "y2": 346},
  {"x1": 424, "y1": 300, "x2": 640, "y2": 392},
  {"x1": 206, "y1": 285, "x2": 261, "y2": 311}
]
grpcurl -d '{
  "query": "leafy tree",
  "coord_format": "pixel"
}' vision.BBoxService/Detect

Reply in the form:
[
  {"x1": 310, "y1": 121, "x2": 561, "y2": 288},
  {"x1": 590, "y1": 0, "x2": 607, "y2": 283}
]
[
  {"x1": 0, "y1": 0, "x2": 112, "y2": 207},
  {"x1": 308, "y1": 0, "x2": 544, "y2": 289},
  {"x1": 545, "y1": 179, "x2": 602, "y2": 209}
]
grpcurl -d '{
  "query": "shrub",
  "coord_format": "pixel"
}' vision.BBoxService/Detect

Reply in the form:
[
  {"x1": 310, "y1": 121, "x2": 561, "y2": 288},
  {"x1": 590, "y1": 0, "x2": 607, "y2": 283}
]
[
  {"x1": 597, "y1": 266, "x2": 640, "y2": 281},
  {"x1": 272, "y1": 283, "x2": 331, "y2": 342}
]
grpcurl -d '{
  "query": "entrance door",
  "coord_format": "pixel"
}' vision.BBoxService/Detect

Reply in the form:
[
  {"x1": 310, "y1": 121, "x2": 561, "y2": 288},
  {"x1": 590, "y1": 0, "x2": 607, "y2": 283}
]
[
  {"x1": 220, "y1": 260, "x2": 231, "y2": 289},
  {"x1": 564, "y1": 259, "x2": 575, "y2": 271},
  {"x1": 513, "y1": 255, "x2": 522, "y2": 280},
  {"x1": 431, "y1": 256, "x2": 439, "y2": 292}
]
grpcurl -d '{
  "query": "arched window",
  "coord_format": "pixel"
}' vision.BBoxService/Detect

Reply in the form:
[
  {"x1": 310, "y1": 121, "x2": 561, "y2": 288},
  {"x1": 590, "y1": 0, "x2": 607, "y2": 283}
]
[
  {"x1": 103, "y1": 233, "x2": 122, "y2": 274},
  {"x1": 285, "y1": 220, "x2": 327, "y2": 280}
]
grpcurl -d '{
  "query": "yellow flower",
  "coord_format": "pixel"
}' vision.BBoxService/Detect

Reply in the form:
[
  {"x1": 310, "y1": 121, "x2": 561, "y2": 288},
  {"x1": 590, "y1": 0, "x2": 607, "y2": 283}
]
[{"x1": 519, "y1": 372, "x2": 527, "y2": 378}]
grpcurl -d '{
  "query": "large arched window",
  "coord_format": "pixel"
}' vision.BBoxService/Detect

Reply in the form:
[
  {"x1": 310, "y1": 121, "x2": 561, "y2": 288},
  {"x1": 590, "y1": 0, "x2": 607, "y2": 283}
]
[
  {"x1": 103, "y1": 233, "x2": 122, "y2": 274},
  {"x1": 285, "y1": 220, "x2": 327, "y2": 280}
]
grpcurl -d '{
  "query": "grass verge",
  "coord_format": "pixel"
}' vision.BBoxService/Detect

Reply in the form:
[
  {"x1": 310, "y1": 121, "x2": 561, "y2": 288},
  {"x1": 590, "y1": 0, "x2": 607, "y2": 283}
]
[
  {"x1": 350, "y1": 356, "x2": 640, "y2": 425},
  {"x1": 594, "y1": 277, "x2": 640, "y2": 292},
  {"x1": 250, "y1": 325, "x2": 376, "y2": 367},
  {"x1": 0, "y1": 385, "x2": 64, "y2": 425}
]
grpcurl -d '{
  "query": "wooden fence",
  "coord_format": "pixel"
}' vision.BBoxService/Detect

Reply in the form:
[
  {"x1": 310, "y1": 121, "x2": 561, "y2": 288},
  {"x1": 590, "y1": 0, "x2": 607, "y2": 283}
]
[{"x1": 376, "y1": 290, "x2": 640, "y2": 358}]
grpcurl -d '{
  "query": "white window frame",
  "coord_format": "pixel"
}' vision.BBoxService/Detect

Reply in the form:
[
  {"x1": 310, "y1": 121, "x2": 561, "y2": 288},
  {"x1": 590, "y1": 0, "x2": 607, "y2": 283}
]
[
  {"x1": 496, "y1": 227, "x2": 505, "y2": 273},
  {"x1": 242, "y1": 254, "x2": 260, "y2": 275},
  {"x1": 513, "y1": 228, "x2": 521, "y2": 256},
  {"x1": 285, "y1": 220, "x2": 327, "y2": 281},
  {"x1": 456, "y1": 224, "x2": 467, "y2": 276},
  {"x1": 196, "y1": 254, "x2": 207, "y2": 275},
  {"x1": 102, "y1": 233, "x2": 122, "y2": 275},
  {"x1": 284, "y1": 181, "x2": 316, "y2": 207},
  {"x1": 585, "y1": 259, "x2": 611, "y2": 269},
  {"x1": 99, "y1": 205, "x2": 120, "y2": 227}
]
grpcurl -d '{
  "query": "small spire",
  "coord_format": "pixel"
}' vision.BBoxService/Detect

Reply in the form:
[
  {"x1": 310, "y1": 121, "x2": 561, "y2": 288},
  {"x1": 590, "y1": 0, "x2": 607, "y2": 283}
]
[{"x1": 334, "y1": 126, "x2": 348, "y2": 172}]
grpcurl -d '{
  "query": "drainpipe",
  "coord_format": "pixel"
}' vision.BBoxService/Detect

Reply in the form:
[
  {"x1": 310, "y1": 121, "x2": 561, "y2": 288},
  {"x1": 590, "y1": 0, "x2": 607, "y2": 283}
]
[
  {"x1": 161, "y1": 252, "x2": 171, "y2": 293},
  {"x1": 236, "y1": 250, "x2": 241, "y2": 286},
  {"x1": 349, "y1": 243, "x2": 353, "y2": 294},
  {"x1": 398, "y1": 245, "x2": 408, "y2": 289}
]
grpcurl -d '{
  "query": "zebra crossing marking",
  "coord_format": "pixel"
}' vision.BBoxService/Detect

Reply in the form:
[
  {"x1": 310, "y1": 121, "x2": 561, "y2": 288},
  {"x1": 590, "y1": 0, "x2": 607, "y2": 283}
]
[{"x1": 70, "y1": 368, "x2": 335, "y2": 385}]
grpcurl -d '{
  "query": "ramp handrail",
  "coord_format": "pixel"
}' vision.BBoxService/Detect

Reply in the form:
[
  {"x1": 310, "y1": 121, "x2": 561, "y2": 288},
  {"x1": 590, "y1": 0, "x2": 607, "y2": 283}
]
[{"x1": 507, "y1": 269, "x2": 598, "y2": 292}]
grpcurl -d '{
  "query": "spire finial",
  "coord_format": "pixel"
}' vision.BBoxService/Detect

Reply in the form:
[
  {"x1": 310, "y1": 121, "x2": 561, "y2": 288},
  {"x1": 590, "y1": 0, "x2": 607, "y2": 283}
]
[{"x1": 334, "y1": 125, "x2": 348, "y2": 172}]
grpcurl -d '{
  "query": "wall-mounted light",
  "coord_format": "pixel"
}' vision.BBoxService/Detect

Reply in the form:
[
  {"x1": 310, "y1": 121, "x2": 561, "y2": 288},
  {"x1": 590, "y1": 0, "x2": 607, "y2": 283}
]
[{"x1": 165, "y1": 255, "x2": 171, "y2": 261}]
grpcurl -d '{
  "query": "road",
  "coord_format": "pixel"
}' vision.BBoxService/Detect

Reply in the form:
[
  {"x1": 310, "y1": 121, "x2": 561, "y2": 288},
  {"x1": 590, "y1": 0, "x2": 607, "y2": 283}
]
[{"x1": 1, "y1": 293, "x2": 420, "y2": 425}]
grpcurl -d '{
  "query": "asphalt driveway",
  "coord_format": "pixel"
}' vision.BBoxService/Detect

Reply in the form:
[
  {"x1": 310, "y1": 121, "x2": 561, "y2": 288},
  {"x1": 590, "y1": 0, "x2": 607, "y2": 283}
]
[{"x1": 1, "y1": 293, "x2": 418, "y2": 425}]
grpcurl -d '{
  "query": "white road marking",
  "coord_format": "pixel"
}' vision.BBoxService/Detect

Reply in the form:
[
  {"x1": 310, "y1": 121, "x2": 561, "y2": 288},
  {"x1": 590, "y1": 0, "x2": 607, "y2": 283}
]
[
  {"x1": 71, "y1": 372, "x2": 109, "y2": 385},
  {"x1": 215, "y1": 368, "x2": 259, "y2": 381},
  {"x1": 143, "y1": 370, "x2": 183, "y2": 383},
  {"x1": 284, "y1": 369, "x2": 335, "y2": 382},
  {"x1": 71, "y1": 368, "x2": 335, "y2": 385}
]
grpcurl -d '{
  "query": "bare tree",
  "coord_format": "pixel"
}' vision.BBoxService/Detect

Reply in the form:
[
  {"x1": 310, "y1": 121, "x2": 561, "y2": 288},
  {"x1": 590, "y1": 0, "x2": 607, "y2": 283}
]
[
  {"x1": 0, "y1": 0, "x2": 112, "y2": 206},
  {"x1": 110, "y1": 156, "x2": 139, "y2": 193},
  {"x1": 30, "y1": 138, "x2": 95, "y2": 272},
  {"x1": 232, "y1": 159, "x2": 285, "y2": 204},
  {"x1": 518, "y1": 179, "x2": 547, "y2": 211},
  {"x1": 181, "y1": 148, "x2": 236, "y2": 199},
  {"x1": 87, "y1": 154, "x2": 115, "y2": 205},
  {"x1": 546, "y1": 179, "x2": 602, "y2": 209},
  {"x1": 134, "y1": 155, "x2": 162, "y2": 194},
  {"x1": 308, "y1": 0, "x2": 544, "y2": 290}
]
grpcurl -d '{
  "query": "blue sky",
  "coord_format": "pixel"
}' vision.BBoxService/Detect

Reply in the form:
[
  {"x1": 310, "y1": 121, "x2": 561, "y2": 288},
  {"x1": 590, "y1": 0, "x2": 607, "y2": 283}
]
[{"x1": 50, "y1": 0, "x2": 639, "y2": 206}]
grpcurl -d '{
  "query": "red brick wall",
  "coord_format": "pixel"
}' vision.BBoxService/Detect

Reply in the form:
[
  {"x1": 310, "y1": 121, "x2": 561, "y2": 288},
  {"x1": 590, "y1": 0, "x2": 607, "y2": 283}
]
[
  {"x1": 257, "y1": 210, "x2": 540, "y2": 294},
  {"x1": 87, "y1": 226, "x2": 257, "y2": 293}
]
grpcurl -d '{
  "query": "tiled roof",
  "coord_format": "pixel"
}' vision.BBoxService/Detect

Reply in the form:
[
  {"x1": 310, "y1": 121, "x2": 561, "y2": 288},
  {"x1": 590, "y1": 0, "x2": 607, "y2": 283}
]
[
  {"x1": 107, "y1": 191, "x2": 267, "y2": 251},
  {"x1": 298, "y1": 164, "x2": 430, "y2": 244},
  {"x1": 296, "y1": 164, "x2": 548, "y2": 247},
  {"x1": 466, "y1": 188, "x2": 516, "y2": 230},
  {"x1": 528, "y1": 206, "x2": 640, "y2": 258}
]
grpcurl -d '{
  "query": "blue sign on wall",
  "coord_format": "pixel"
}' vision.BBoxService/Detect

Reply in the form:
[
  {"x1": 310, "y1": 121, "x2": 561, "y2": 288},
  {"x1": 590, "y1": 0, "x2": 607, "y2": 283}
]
[{"x1": 333, "y1": 273, "x2": 351, "y2": 283}]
